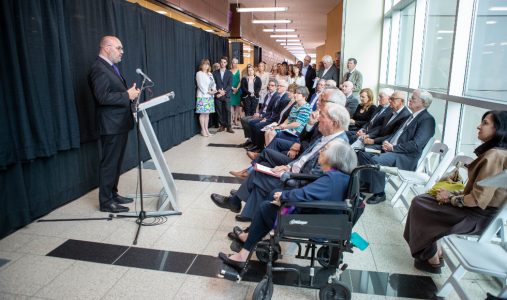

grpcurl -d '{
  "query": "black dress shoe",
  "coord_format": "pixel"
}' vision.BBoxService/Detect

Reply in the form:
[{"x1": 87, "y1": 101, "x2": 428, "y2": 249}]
[
  {"x1": 366, "y1": 193, "x2": 386, "y2": 204},
  {"x1": 227, "y1": 226, "x2": 246, "y2": 243},
  {"x1": 235, "y1": 215, "x2": 252, "y2": 222},
  {"x1": 210, "y1": 193, "x2": 241, "y2": 213},
  {"x1": 239, "y1": 140, "x2": 252, "y2": 148},
  {"x1": 218, "y1": 252, "x2": 246, "y2": 271},
  {"x1": 414, "y1": 259, "x2": 442, "y2": 274},
  {"x1": 113, "y1": 195, "x2": 134, "y2": 204},
  {"x1": 245, "y1": 145, "x2": 260, "y2": 152},
  {"x1": 230, "y1": 189, "x2": 238, "y2": 195},
  {"x1": 100, "y1": 202, "x2": 129, "y2": 213}
]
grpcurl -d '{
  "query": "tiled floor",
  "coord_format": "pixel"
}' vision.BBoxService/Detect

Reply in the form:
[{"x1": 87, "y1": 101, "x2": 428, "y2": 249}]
[{"x1": 0, "y1": 129, "x2": 503, "y2": 299}]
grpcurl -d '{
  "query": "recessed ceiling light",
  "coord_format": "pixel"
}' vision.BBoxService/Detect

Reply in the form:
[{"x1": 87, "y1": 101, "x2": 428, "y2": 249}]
[
  {"x1": 205, "y1": 29, "x2": 214, "y2": 32},
  {"x1": 275, "y1": 39, "x2": 300, "y2": 42},
  {"x1": 184, "y1": 21, "x2": 195, "y2": 25},
  {"x1": 156, "y1": 11, "x2": 167, "y2": 15},
  {"x1": 253, "y1": 19, "x2": 292, "y2": 24},
  {"x1": 280, "y1": 43, "x2": 302, "y2": 46},
  {"x1": 237, "y1": 7, "x2": 288, "y2": 12},
  {"x1": 270, "y1": 34, "x2": 298, "y2": 38},
  {"x1": 263, "y1": 29, "x2": 296, "y2": 32}
]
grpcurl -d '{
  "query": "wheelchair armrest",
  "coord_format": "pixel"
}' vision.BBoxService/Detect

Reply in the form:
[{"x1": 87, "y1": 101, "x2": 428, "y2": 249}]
[
  {"x1": 284, "y1": 201, "x2": 349, "y2": 211},
  {"x1": 281, "y1": 172, "x2": 320, "y2": 183}
]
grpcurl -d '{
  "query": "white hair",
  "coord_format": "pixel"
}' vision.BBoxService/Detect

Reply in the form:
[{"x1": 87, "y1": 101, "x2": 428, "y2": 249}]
[
  {"x1": 322, "y1": 55, "x2": 333, "y2": 65},
  {"x1": 378, "y1": 88, "x2": 394, "y2": 97},
  {"x1": 323, "y1": 140, "x2": 358, "y2": 174},
  {"x1": 326, "y1": 102, "x2": 350, "y2": 129}
]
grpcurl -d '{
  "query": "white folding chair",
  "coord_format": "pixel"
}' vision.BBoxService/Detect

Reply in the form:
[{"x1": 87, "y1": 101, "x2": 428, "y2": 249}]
[
  {"x1": 387, "y1": 141, "x2": 449, "y2": 210},
  {"x1": 437, "y1": 203, "x2": 507, "y2": 300}
]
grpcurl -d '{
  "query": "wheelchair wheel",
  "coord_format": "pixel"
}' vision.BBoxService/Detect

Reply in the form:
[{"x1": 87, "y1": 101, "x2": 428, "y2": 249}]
[
  {"x1": 317, "y1": 246, "x2": 330, "y2": 268},
  {"x1": 319, "y1": 282, "x2": 351, "y2": 300},
  {"x1": 252, "y1": 278, "x2": 273, "y2": 300},
  {"x1": 255, "y1": 241, "x2": 281, "y2": 263}
]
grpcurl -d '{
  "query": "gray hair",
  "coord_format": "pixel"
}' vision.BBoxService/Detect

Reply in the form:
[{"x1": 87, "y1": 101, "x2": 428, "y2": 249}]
[
  {"x1": 378, "y1": 88, "x2": 394, "y2": 98},
  {"x1": 326, "y1": 102, "x2": 350, "y2": 129},
  {"x1": 322, "y1": 55, "x2": 333, "y2": 65},
  {"x1": 417, "y1": 89, "x2": 433, "y2": 108},
  {"x1": 324, "y1": 89, "x2": 346, "y2": 107},
  {"x1": 268, "y1": 78, "x2": 278, "y2": 86},
  {"x1": 325, "y1": 79, "x2": 337, "y2": 88},
  {"x1": 323, "y1": 140, "x2": 358, "y2": 174},
  {"x1": 278, "y1": 79, "x2": 288, "y2": 88},
  {"x1": 296, "y1": 86, "x2": 310, "y2": 99},
  {"x1": 231, "y1": 57, "x2": 239, "y2": 64}
]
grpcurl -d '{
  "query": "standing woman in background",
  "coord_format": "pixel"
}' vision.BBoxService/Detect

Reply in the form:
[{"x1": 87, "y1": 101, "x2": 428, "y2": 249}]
[
  {"x1": 195, "y1": 58, "x2": 216, "y2": 137},
  {"x1": 256, "y1": 61, "x2": 270, "y2": 112},
  {"x1": 240, "y1": 64, "x2": 261, "y2": 117},
  {"x1": 230, "y1": 58, "x2": 242, "y2": 126},
  {"x1": 288, "y1": 64, "x2": 306, "y2": 87}
]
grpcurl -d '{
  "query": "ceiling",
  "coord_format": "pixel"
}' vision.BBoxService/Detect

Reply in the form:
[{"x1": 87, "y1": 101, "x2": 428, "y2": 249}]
[{"x1": 229, "y1": 0, "x2": 340, "y2": 53}]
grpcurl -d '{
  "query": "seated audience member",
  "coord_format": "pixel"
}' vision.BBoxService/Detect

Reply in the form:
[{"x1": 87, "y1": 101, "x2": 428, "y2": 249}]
[
  {"x1": 357, "y1": 89, "x2": 436, "y2": 204},
  {"x1": 404, "y1": 110, "x2": 507, "y2": 274},
  {"x1": 211, "y1": 103, "x2": 351, "y2": 222},
  {"x1": 230, "y1": 88, "x2": 347, "y2": 178},
  {"x1": 238, "y1": 79, "x2": 279, "y2": 148},
  {"x1": 361, "y1": 90, "x2": 411, "y2": 148},
  {"x1": 240, "y1": 64, "x2": 261, "y2": 117},
  {"x1": 325, "y1": 79, "x2": 337, "y2": 88},
  {"x1": 218, "y1": 140, "x2": 358, "y2": 269},
  {"x1": 349, "y1": 88, "x2": 377, "y2": 132},
  {"x1": 341, "y1": 81, "x2": 359, "y2": 117},
  {"x1": 264, "y1": 86, "x2": 312, "y2": 145},
  {"x1": 246, "y1": 80, "x2": 290, "y2": 153},
  {"x1": 308, "y1": 79, "x2": 326, "y2": 111},
  {"x1": 353, "y1": 88, "x2": 394, "y2": 142}
]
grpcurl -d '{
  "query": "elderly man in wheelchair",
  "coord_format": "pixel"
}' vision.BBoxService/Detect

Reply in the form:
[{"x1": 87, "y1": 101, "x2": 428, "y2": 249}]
[{"x1": 217, "y1": 139, "x2": 373, "y2": 299}]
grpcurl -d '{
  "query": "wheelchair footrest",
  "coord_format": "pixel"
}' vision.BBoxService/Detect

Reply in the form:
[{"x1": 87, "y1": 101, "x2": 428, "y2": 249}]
[{"x1": 218, "y1": 264, "x2": 241, "y2": 282}]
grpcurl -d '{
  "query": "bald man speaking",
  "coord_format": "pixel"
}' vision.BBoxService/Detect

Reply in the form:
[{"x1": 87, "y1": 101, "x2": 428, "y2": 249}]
[{"x1": 88, "y1": 35, "x2": 140, "y2": 213}]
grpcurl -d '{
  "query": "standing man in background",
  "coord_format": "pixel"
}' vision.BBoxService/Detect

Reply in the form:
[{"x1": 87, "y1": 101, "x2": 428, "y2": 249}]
[
  {"x1": 88, "y1": 36, "x2": 140, "y2": 213},
  {"x1": 302, "y1": 55, "x2": 316, "y2": 95},
  {"x1": 213, "y1": 56, "x2": 234, "y2": 133},
  {"x1": 341, "y1": 58, "x2": 363, "y2": 98}
]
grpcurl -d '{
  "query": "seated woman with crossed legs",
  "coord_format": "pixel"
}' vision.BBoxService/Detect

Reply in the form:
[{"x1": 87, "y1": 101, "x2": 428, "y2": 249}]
[
  {"x1": 404, "y1": 110, "x2": 507, "y2": 274},
  {"x1": 218, "y1": 139, "x2": 357, "y2": 270}
]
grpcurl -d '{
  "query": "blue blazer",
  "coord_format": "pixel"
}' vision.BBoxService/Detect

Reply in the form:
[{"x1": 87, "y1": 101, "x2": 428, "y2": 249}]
[
  {"x1": 266, "y1": 92, "x2": 290, "y2": 123},
  {"x1": 369, "y1": 106, "x2": 411, "y2": 145},
  {"x1": 281, "y1": 171, "x2": 350, "y2": 204},
  {"x1": 261, "y1": 92, "x2": 281, "y2": 119}
]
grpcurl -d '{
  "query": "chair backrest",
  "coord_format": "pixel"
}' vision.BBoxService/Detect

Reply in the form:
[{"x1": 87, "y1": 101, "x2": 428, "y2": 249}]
[
  {"x1": 478, "y1": 202, "x2": 507, "y2": 247},
  {"x1": 414, "y1": 137, "x2": 437, "y2": 172},
  {"x1": 420, "y1": 154, "x2": 475, "y2": 192}
]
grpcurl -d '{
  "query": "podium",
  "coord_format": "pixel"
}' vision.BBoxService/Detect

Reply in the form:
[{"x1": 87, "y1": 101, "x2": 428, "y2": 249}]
[{"x1": 132, "y1": 91, "x2": 180, "y2": 216}]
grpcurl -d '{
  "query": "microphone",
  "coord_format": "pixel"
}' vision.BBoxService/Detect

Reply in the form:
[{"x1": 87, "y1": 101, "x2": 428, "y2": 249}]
[{"x1": 136, "y1": 68, "x2": 153, "y2": 82}]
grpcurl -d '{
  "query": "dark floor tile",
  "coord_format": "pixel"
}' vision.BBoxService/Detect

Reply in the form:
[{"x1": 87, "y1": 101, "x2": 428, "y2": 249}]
[
  {"x1": 47, "y1": 239, "x2": 128, "y2": 264},
  {"x1": 186, "y1": 254, "x2": 228, "y2": 278},
  {"x1": 207, "y1": 143, "x2": 242, "y2": 148},
  {"x1": 114, "y1": 247, "x2": 196, "y2": 273},
  {"x1": 172, "y1": 173, "x2": 243, "y2": 184},
  {"x1": 0, "y1": 258, "x2": 9, "y2": 268}
]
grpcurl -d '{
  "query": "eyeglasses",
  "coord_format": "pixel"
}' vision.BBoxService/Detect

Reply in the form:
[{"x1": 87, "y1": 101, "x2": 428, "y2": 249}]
[{"x1": 389, "y1": 97, "x2": 403, "y2": 101}]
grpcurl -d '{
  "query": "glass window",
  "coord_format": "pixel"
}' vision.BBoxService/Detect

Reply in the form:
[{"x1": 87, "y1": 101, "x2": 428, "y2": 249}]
[
  {"x1": 420, "y1": 0, "x2": 457, "y2": 93},
  {"x1": 465, "y1": 0, "x2": 507, "y2": 102},
  {"x1": 426, "y1": 97, "x2": 446, "y2": 142},
  {"x1": 457, "y1": 105, "x2": 488, "y2": 157},
  {"x1": 395, "y1": 3, "x2": 415, "y2": 86}
]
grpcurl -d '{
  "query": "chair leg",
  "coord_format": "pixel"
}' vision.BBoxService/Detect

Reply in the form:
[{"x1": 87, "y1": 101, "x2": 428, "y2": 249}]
[
  {"x1": 437, "y1": 265, "x2": 467, "y2": 298},
  {"x1": 390, "y1": 182, "x2": 409, "y2": 207}
]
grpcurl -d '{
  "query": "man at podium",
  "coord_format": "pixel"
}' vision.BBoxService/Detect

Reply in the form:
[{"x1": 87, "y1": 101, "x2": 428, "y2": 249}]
[{"x1": 88, "y1": 35, "x2": 140, "y2": 213}]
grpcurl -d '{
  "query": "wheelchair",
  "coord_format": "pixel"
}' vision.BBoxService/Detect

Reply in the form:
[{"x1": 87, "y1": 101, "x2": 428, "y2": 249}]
[{"x1": 218, "y1": 165, "x2": 377, "y2": 300}]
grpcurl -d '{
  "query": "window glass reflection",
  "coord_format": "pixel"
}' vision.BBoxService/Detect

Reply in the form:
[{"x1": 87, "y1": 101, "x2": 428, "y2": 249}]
[
  {"x1": 395, "y1": 3, "x2": 415, "y2": 86},
  {"x1": 458, "y1": 105, "x2": 489, "y2": 157}
]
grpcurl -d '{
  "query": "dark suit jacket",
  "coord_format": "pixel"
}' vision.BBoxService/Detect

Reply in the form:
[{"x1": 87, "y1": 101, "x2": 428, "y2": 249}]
[
  {"x1": 240, "y1": 76, "x2": 262, "y2": 98},
  {"x1": 212, "y1": 69, "x2": 232, "y2": 100},
  {"x1": 368, "y1": 106, "x2": 411, "y2": 145},
  {"x1": 88, "y1": 56, "x2": 133, "y2": 135},
  {"x1": 281, "y1": 171, "x2": 349, "y2": 204},
  {"x1": 261, "y1": 92, "x2": 281, "y2": 119},
  {"x1": 389, "y1": 109, "x2": 436, "y2": 171},
  {"x1": 345, "y1": 94, "x2": 359, "y2": 117},
  {"x1": 320, "y1": 65, "x2": 339, "y2": 83},
  {"x1": 304, "y1": 65, "x2": 316, "y2": 93},
  {"x1": 361, "y1": 105, "x2": 393, "y2": 133},
  {"x1": 266, "y1": 92, "x2": 290, "y2": 123}
]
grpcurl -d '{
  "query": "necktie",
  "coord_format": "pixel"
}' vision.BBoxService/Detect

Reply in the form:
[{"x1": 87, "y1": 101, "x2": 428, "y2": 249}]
[
  {"x1": 112, "y1": 64, "x2": 121, "y2": 78},
  {"x1": 262, "y1": 93, "x2": 272, "y2": 113},
  {"x1": 370, "y1": 106, "x2": 387, "y2": 125},
  {"x1": 346, "y1": 72, "x2": 351, "y2": 81},
  {"x1": 390, "y1": 115, "x2": 414, "y2": 145},
  {"x1": 386, "y1": 111, "x2": 398, "y2": 125},
  {"x1": 291, "y1": 137, "x2": 323, "y2": 173}
]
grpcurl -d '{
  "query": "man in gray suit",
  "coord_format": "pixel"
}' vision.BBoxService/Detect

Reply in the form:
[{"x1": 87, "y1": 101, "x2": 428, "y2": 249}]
[
  {"x1": 341, "y1": 58, "x2": 363, "y2": 98},
  {"x1": 212, "y1": 56, "x2": 234, "y2": 133}
]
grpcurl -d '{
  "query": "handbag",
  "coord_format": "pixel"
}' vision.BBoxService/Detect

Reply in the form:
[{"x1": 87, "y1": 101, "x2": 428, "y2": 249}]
[{"x1": 427, "y1": 167, "x2": 465, "y2": 197}]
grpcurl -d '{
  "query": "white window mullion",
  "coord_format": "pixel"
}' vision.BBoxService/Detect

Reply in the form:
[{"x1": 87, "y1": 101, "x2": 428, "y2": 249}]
[{"x1": 408, "y1": 0, "x2": 427, "y2": 88}]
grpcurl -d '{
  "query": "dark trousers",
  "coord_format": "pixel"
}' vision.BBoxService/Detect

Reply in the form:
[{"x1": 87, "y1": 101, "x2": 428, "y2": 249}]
[
  {"x1": 243, "y1": 95, "x2": 259, "y2": 117},
  {"x1": 243, "y1": 200, "x2": 279, "y2": 251},
  {"x1": 215, "y1": 97, "x2": 231, "y2": 128},
  {"x1": 357, "y1": 150, "x2": 397, "y2": 194},
  {"x1": 99, "y1": 132, "x2": 129, "y2": 206},
  {"x1": 241, "y1": 116, "x2": 261, "y2": 139},
  {"x1": 251, "y1": 120, "x2": 270, "y2": 149}
]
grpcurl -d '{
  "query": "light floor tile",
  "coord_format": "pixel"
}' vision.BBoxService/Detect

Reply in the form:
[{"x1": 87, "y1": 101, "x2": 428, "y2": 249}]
[
  {"x1": 174, "y1": 275, "x2": 250, "y2": 300},
  {"x1": 152, "y1": 225, "x2": 216, "y2": 253},
  {"x1": 0, "y1": 255, "x2": 73, "y2": 296},
  {"x1": 35, "y1": 261, "x2": 128, "y2": 300},
  {"x1": 0, "y1": 232, "x2": 34, "y2": 253},
  {"x1": 173, "y1": 208, "x2": 227, "y2": 230},
  {"x1": 103, "y1": 268, "x2": 187, "y2": 300},
  {"x1": 17, "y1": 236, "x2": 66, "y2": 256}
]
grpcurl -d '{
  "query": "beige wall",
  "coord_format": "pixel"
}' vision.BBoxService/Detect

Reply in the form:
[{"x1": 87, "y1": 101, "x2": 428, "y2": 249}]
[
  {"x1": 342, "y1": 0, "x2": 384, "y2": 93},
  {"x1": 315, "y1": 1, "x2": 343, "y2": 64}
]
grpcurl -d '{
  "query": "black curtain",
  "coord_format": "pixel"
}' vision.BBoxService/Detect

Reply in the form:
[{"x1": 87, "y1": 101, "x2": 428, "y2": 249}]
[{"x1": 0, "y1": 0, "x2": 229, "y2": 238}]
